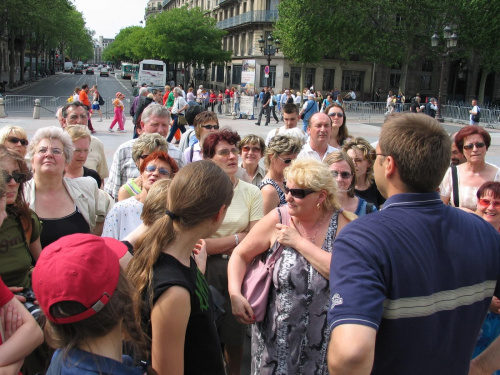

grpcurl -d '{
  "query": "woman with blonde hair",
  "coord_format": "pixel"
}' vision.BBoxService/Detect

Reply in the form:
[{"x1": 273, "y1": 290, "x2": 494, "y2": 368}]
[
  {"x1": 259, "y1": 134, "x2": 302, "y2": 214},
  {"x1": 342, "y1": 137, "x2": 386, "y2": 207},
  {"x1": 127, "y1": 161, "x2": 233, "y2": 374},
  {"x1": 0, "y1": 126, "x2": 29, "y2": 157},
  {"x1": 64, "y1": 125, "x2": 101, "y2": 187},
  {"x1": 228, "y1": 158, "x2": 353, "y2": 374},
  {"x1": 324, "y1": 151, "x2": 377, "y2": 216}
]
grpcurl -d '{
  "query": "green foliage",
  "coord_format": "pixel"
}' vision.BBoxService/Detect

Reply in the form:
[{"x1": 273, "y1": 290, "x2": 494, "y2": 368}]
[{"x1": 103, "y1": 26, "x2": 146, "y2": 62}]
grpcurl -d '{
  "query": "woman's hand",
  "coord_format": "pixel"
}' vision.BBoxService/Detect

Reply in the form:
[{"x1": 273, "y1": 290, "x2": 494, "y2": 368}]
[
  {"x1": 0, "y1": 304, "x2": 22, "y2": 341},
  {"x1": 6, "y1": 287, "x2": 25, "y2": 303},
  {"x1": 489, "y1": 296, "x2": 500, "y2": 313},
  {"x1": 230, "y1": 293, "x2": 256, "y2": 325},
  {"x1": 193, "y1": 239, "x2": 208, "y2": 274},
  {"x1": 275, "y1": 223, "x2": 304, "y2": 248}
]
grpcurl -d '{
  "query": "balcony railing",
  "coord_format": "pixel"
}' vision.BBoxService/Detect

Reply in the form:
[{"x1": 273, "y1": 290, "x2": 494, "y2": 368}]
[
  {"x1": 162, "y1": 0, "x2": 174, "y2": 7},
  {"x1": 216, "y1": 10, "x2": 278, "y2": 29}
]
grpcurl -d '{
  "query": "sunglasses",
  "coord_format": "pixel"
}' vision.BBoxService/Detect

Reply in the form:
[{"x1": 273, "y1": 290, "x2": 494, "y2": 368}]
[
  {"x1": 283, "y1": 182, "x2": 316, "y2": 199},
  {"x1": 278, "y1": 156, "x2": 294, "y2": 164},
  {"x1": 367, "y1": 150, "x2": 388, "y2": 161},
  {"x1": 139, "y1": 154, "x2": 150, "y2": 160},
  {"x1": 145, "y1": 165, "x2": 171, "y2": 176},
  {"x1": 463, "y1": 142, "x2": 486, "y2": 150},
  {"x1": 478, "y1": 198, "x2": 500, "y2": 209},
  {"x1": 328, "y1": 112, "x2": 344, "y2": 118},
  {"x1": 7, "y1": 137, "x2": 29, "y2": 146},
  {"x1": 331, "y1": 170, "x2": 352, "y2": 179},
  {"x1": 242, "y1": 146, "x2": 261, "y2": 153},
  {"x1": 3, "y1": 171, "x2": 30, "y2": 184},
  {"x1": 201, "y1": 124, "x2": 220, "y2": 130},
  {"x1": 216, "y1": 148, "x2": 240, "y2": 157}
]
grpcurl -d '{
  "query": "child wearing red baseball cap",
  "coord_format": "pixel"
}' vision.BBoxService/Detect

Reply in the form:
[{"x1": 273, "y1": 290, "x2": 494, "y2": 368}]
[{"x1": 33, "y1": 234, "x2": 152, "y2": 374}]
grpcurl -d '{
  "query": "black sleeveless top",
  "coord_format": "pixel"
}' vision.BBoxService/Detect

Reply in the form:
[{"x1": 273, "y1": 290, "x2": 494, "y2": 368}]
[{"x1": 39, "y1": 207, "x2": 90, "y2": 249}]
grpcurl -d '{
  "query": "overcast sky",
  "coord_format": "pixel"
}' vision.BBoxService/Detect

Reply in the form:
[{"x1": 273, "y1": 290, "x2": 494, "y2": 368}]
[{"x1": 72, "y1": 0, "x2": 147, "y2": 39}]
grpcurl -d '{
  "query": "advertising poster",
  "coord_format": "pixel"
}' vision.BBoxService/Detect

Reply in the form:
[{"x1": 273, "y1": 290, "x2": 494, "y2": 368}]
[{"x1": 240, "y1": 59, "x2": 256, "y2": 116}]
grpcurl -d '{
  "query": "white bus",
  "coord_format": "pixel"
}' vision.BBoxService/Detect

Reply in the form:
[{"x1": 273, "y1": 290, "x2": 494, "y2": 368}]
[
  {"x1": 120, "y1": 63, "x2": 133, "y2": 79},
  {"x1": 136, "y1": 60, "x2": 166, "y2": 89}
]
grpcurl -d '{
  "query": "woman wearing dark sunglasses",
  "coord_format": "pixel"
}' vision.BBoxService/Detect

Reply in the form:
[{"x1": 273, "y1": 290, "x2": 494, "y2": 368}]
[
  {"x1": 0, "y1": 126, "x2": 29, "y2": 157},
  {"x1": 0, "y1": 146, "x2": 43, "y2": 302},
  {"x1": 228, "y1": 158, "x2": 354, "y2": 375},
  {"x1": 324, "y1": 151, "x2": 377, "y2": 217},
  {"x1": 440, "y1": 125, "x2": 500, "y2": 210},
  {"x1": 259, "y1": 134, "x2": 302, "y2": 214},
  {"x1": 324, "y1": 103, "x2": 351, "y2": 149},
  {"x1": 183, "y1": 111, "x2": 220, "y2": 164},
  {"x1": 103, "y1": 151, "x2": 177, "y2": 240}
]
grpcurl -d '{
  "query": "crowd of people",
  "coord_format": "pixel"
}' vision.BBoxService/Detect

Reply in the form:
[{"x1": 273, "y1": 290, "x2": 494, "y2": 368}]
[{"x1": 0, "y1": 89, "x2": 500, "y2": 375}]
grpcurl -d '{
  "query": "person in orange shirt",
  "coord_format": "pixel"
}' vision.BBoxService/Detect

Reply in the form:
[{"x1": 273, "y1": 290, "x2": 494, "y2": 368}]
[
  {"x1": 79, "y1": 84, "x2": 96, "y2": 134},
  {"x1": 162, "y1": 85, "x2": 171, "y2": 105}
]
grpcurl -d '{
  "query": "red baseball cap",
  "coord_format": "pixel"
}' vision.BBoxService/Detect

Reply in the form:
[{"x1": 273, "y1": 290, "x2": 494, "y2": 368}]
[{"x1": 32, "y1": 234, "x2": 128, "y2": 324}]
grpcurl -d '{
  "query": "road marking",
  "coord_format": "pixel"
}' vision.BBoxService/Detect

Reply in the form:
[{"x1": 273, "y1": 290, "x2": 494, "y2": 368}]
[{"x1": 112, "y1": 73, "x2": 132, "y2": 95}]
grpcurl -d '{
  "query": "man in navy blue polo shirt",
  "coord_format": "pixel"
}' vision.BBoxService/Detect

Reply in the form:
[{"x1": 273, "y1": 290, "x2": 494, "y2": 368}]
[{"x1": 327, "y1": 113, "x2": 500, "y2": 375}]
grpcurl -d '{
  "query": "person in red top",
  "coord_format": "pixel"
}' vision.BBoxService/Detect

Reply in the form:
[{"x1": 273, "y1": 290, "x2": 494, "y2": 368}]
[
  {"x1": 163, "y1": 85, "x2": 171, "y2": 105},
  {"x1": 79, "y1": 84, "x2": 96, "y2": 133},
  {"x1": 209, "y1": 89, "x2": 217, "y2": 112}
]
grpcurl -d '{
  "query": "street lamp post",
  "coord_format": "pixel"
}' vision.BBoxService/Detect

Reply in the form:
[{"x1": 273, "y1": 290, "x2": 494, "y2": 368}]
[
  {"x1": 431, "y1": 26, "x2": 458, "y2": 123},
  {"x1": 258, "y1": 34, "x2": 280, "y2": 86}
]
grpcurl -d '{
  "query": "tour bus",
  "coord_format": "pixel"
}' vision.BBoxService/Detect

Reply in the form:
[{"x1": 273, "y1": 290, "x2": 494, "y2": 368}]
[
  {"x1": 120, "y1": 63, "x2": 133, "y2": 79},
  {"x1": 137, "y1": 59, "x2": 166, "y2": 89}
]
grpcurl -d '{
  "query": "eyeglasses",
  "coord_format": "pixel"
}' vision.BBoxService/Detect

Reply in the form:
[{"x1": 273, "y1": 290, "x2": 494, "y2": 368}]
[
  {"x1": 139, "y1": 154, "x2": 149, "y2": 160},
  {"x1": 200, "y1": 124, "x2": 220, "y2": 130},
  {"x1": 145, "y1": 165, "x2": 171, "y2": 176},
  {"x1": 242, "y1": 146, "x2": 261, "y2": 153},
  {"x1": 368, "y1": 150, "x2": 388, "y2": 161},
  {"x1": 331, "y1": 170, "x2": 352, "y2": 179},
  {"x1": 278, "y1": 156, "x2": 294, "y2": 164},
  {"x1": 328, "y1": 112, "x2": 344, "y2": 118},
  {"x1": 463, "y1": 142, "x2": 486, "y2": 150},
  {"x1": 352, "y1": 158, "x2": 364, "y2": 164},
  {"x1": 7, "y1": 137, "x2": 28, "y2": 146},
  {"x1": 74, "y1": 148, "x2": 89, "y2": 154},
  {"x1": 216, "y1": 148, "x2": 240, "y2": 157},
  {"x1": 283, "y1": 182, "x2": 316, "y2": 199},
  {"x1": 3, "y1": 171, "x2": 29, "y2": 184},
  {"x1": 37, "y1": 147, "x2": 63, "y2": 156},
  {"x1": 478, "y1": 198, "x2": 500, "y2": 209}
]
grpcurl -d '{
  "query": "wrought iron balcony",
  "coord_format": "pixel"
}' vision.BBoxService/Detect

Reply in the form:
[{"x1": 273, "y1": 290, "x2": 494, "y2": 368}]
[{"x1": 216, "y1": 10, "x2": 278, "y2": 29}]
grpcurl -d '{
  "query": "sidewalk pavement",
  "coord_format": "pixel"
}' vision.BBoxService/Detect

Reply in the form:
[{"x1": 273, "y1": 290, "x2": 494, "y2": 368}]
[{"x1": 1, "y1": 112, "x2": 499, "y2": 167}]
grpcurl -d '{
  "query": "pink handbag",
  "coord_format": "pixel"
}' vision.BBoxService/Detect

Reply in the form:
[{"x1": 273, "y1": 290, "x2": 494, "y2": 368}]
[{"x1": 241, "y1": 207, "x2": 287, "y2": 322}]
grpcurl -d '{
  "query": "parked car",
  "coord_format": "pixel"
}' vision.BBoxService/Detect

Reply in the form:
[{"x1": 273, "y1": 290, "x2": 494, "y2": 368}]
[
  {"x1": 100, "y1": 67, "x2": 109, "y2": 77},
  {"x1": 85, "y1": 67, "x2": 94, "y2": 75},
  {"x1": 74, "y1": 66, "x2": 83, "y2": 74}
]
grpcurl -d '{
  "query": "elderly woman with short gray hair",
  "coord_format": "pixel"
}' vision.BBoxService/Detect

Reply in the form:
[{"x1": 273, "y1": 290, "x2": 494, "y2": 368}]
[
  {"x1": 117, "y1": 133, "x2": 169, "y2": 201},
  {"x1": 167, "y1": 87, "x2": 188, "y2": 143},
  {"x1": 24, "y1": 126, "x2": 113, "y2": 247}
]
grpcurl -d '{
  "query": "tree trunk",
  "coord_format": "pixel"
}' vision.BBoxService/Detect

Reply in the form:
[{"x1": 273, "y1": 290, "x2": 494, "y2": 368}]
[
  {"x1": 399, "y1": 49, "x2": 411, "y2": 95},
  {"x1": 20, "y1": 35, "x2": 26, "y2": 82},
  {"x1": 299, "y1": 62, "x2": 305, "y2": 97},
  {"x1": 477, "y1": 69, "x2": 488, "y2": 104},
  {"x1": 8, "y1": 32, "x2": 15, "y2": 87}
]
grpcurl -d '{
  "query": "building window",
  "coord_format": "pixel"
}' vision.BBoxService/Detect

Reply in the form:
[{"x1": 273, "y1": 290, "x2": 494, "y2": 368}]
[
  {"x1": 422, "y1": 60, "x2": 433, "y2": 72},
  {"x1": 211, "y1": 65, "x2": 216, "y2": 81},
  {"x1": 232, "y1": 65, "x2": 242, "y2": 84},
  {"x1": 389, "y1": 73, "x2": 400, "y2": 89},
  {"x1": 305, "y1": 68, "x2": 316, "y2": 89},
  {"x1": 260, "y1": 65, "x2": 276, "y2": 87},
  {"x1": 290, "y1": 67, "x2": 302, "y2": 90},
  {"x1": 341, "y1": 70, "x2": 364, "y2": 92},
  {"x1": 323, "y1": 69, "x2": 335, "y2": 91},
  {"x1": 234, "y1": 35, "x2": 239, "y2": 56},
  {"x1": 420, "y1": 74, "x2": 432, "y2": 90},
  {"x1": 240, "y1": 34, "x2": 246, "y2": 56},
  {"x1": 217, "y1": 65, "x2": 224, "y2": 82},
  {"x1": 248, "y1": 32, "x2": 253, "y2": 55}
]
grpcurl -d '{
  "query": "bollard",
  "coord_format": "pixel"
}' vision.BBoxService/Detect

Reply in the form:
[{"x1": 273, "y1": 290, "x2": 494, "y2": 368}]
[
  {"x1": 33, "y1": 99, "x2": 41, "y2": 119},
  {"x1": 0, "y1": 98, "x2": 4, "y2": 118},
  {"x1": 232, "y1": 111, "x2": 237, "y2": 120}
]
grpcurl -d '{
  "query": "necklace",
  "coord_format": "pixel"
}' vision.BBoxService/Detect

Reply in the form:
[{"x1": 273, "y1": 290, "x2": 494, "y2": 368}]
[{"x1": 293, "y1": 213, "x2": 326, "y2": 244}]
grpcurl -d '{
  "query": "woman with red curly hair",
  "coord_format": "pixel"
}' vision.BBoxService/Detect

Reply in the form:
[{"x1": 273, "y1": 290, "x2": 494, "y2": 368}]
[
  {"x1": 202, "y1": 129, "x2": 264, "y2": 375},
  {"x1": 103, "y1": 151, "x2": 178, "y2": 240},
  {"x1": 440, "y1": 125, "x2": 500, "y2": 210}
]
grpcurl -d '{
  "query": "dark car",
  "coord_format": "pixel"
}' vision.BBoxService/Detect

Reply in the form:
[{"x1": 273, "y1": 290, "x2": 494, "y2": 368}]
[
  {"x1": 85, "y1": 68, "x2": 94, "y2": 75},
  {"x1": 74, "y1": 66, "x2": 83, "y2": 74}
]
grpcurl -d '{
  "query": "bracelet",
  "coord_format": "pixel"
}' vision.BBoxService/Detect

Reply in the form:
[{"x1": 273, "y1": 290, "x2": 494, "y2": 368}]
[{"x1": 234, "y1": 234, "x2": 239, "y2": 246}]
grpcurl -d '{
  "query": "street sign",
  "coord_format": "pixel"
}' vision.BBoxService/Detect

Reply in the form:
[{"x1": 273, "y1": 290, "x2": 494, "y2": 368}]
[{"x1": 264, "y1": 66, "x2": 270, "y2": 75}]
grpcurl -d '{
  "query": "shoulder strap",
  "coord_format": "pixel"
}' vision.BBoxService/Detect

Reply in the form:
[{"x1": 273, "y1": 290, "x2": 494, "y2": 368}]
[
  {"x1": 266, "y1": 207, "x2": 287, "y2": 264},
  {"x1": 189, "y1": 144, "x2": 194, "y2": 162},
  {"x1": 366, "y1": 202, "x2": 374, "y2": 213},
  {"x1": 451, "y1": 165, "x2": 459, "y2": 207}
]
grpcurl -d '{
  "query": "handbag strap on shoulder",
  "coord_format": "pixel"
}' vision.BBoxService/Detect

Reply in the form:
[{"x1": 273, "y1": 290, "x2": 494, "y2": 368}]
[{"x1": 266, "y1": 207, "x2": 288, "y2": 265}]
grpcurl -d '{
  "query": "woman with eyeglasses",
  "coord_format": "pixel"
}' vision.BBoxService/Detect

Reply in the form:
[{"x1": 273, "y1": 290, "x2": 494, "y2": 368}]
[
  {"x1": 183, "y1": 112, "x2": 220, "y2": 164},
  {"x1": 440, "y1": 125, "x2": 500, "y2": 210},
  {"x1": 324, "y1": 151, "x2": 377, "y2": 217},
  {"x1": 259, "y1": 134, "x2": 302, "y2": 214},
  {"x1": 228, "y1": 158, "x2": 354, "y2": 374},
  {"x1": 0, "y1": 126, "x2": 29, "y2": 157},
  {"x1": 342, "y1": 137, "x2": 386, "y2": 208},
  {"x1": 239, "y1": 134, "x2": 266, "y2": 186},
  {"x1": 64, "y1": 126, "x2": 101, "y2": 188},
  {"x1": 117, "y1": 133, "x2": 169, "y2": 201},
  {"x1": 202, "y1": 129, "x2": 264, "y2": 375},
  {"x1": 25, "y1": 126, "x2": 113, "y2": 248},
  {"x1": 103, "y1": 151, "x2": 178, "y2": 241},
  {"x1": 325, "y1": 103, "x2": 351, "y2": 149},
  {"x1": 0, "y1": 145, "x2": 43, "y2": 294}
]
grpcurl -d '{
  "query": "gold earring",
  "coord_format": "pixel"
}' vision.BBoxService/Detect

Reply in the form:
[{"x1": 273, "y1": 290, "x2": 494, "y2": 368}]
[{"x1": 317, "y1": 203, "x2": 320, "y2": 209}]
